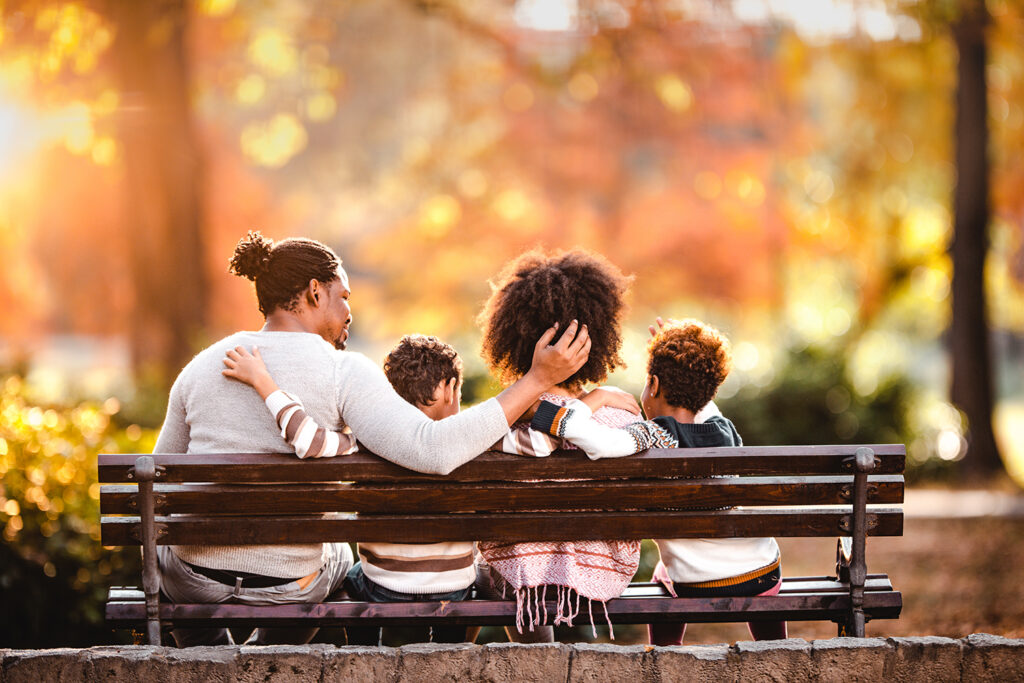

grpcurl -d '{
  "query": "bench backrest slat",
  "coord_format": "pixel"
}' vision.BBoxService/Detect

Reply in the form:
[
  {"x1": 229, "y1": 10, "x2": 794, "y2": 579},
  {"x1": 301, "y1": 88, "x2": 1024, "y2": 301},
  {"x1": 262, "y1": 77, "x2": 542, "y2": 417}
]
[
  {"x1": 100, "y1": 507, "x2": 904, "y2": 546},
  {"x1": 99, "y1": 475, "x2": 905, "y2": 515},
  {"x1": 97, "y1": 445, "x2": 907, "y2": 483}
]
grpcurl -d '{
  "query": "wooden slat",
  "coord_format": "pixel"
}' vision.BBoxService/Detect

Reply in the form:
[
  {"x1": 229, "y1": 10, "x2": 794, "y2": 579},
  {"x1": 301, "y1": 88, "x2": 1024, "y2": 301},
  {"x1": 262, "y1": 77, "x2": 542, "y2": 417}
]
[
  {"x1": 106, "y1": 591, "x2": 902, "y2": 627},
  {"x1": 98, "y1": 445, "x2": 907, "y2": 483},
  {"x1": 100, "y1": 476, "x2": 905, "y2": 515},
  {"x1": 101, "y1": 507, "x2": 904, "y2": 546}
]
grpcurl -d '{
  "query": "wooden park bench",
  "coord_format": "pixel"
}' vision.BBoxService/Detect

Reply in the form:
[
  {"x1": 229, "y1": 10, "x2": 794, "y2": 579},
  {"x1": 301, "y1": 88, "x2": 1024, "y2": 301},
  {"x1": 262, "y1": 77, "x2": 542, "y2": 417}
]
[{"x1": 98, "y1": 444, "x2": 905, "y2": 645}]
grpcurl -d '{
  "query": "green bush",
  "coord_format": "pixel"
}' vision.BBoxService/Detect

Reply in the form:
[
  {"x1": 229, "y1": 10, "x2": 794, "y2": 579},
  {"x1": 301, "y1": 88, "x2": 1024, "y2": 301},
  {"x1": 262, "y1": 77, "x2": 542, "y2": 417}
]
[
  {"x1": 719, "y1": 344, "x2": 916, "y2": 454},
  {"x1": 0, "y1": 375, "x2": 156, "y2": 647}
]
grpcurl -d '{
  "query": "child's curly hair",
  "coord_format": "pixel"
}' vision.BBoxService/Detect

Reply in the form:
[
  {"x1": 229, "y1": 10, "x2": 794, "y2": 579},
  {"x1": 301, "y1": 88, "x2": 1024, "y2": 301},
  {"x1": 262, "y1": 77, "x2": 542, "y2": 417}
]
[
  {"x1": 383, "y1": 335, "x2": 463, "y2": 407},
  {"x1": 478, "y1": 248, "x2": 632, "y2": 393},
  {"x1": 647, "y1": 319, "x2": 732, "y2": 413}
]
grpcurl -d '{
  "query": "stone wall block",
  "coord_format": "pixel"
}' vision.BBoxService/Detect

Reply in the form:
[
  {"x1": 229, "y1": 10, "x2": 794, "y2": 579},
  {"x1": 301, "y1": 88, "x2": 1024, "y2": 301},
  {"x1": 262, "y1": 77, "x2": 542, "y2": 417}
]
[
  {"x1": 323, "y1": 645, "x2": 399, "y2": 682},
  {"x1": 237, "y1": 644, "x2": 329, "y2": 683},
  {"x1": 480, "y1": 643, "x2": 570, "y2": 683},
  {"x1": 568, "y1": 643, "x2": 650, "y2": 683},
  {"x1": 886, "y1": 636, "x2": 962, "y2": 683},
  {"x1": 2, "y1": 648, "x2": 90, "y2": 683},
  {"x1": 735, "y1": 638, "x2": 813, "y2": 681},
  {"x1": 812, "y1": 637, "x2": 892, "y2": 683},
  {"x1": 962, "y1": 633, "x2": 1024, "y2": 682},
  {"x1": 651, "y1": 644, "x2": 734, "y2": 682},
  {"x1": 396, "y1": 643, "x2": 483, "y2": 683}
]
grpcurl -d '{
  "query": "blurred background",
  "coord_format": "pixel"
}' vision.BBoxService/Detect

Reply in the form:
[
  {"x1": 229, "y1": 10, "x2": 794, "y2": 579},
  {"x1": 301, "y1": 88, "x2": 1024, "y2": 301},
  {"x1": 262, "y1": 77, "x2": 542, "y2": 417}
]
[{"x1": 0, "y1": 0, "x2": 1022, "y2": 648}]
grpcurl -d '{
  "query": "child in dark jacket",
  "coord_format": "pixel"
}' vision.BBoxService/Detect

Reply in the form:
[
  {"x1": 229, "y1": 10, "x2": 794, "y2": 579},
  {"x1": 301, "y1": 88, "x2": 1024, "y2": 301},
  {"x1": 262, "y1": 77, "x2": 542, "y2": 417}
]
[{"x1": 530, "y1": 318, "x2": 786, "y2": 645}]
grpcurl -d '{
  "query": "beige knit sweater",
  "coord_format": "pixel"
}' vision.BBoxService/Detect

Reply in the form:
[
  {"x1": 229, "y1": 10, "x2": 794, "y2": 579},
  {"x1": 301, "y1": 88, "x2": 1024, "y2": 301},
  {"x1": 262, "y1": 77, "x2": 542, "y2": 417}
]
[{"x1": 153, "y1": 330, "x2": 508, "y2": 578}]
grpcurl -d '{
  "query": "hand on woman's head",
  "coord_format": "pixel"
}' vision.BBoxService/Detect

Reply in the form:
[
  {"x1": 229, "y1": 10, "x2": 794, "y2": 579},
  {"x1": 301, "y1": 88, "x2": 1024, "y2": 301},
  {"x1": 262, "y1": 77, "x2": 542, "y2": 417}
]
[{"x1": 526, "y1": 320, "x2": 592, "y2": 387}]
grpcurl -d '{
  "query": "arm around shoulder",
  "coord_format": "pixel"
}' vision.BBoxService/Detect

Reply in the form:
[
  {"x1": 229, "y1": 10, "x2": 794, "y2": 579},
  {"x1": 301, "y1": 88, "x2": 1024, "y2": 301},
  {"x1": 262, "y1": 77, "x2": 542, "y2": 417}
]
[{"x1": 334, "y1": 352, "x2": 508, "y2": 475}]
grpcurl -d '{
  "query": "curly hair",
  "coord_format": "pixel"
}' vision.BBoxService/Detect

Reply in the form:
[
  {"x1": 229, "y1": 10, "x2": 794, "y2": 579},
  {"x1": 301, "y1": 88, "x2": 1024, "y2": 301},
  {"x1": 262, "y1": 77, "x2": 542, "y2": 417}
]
[
  {"x1": 478, "y1": 248, "x2": 632, "y2": 392},
  {"x1": 383, "y1": 335, "x2": 463, "y2": 407},
  {"x1": 229, "y1": 231, "x2": 340, "y2": 317},
  {"x1": 647, "y1": 319, "x2": 732, "y2": 413}
]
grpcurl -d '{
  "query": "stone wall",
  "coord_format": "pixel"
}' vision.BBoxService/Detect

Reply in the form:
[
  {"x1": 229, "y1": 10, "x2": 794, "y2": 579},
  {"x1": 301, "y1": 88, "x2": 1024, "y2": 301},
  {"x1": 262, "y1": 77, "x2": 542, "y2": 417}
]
[{"x1": 2, "y1": 635, "x2": 1022, "y2": 682}]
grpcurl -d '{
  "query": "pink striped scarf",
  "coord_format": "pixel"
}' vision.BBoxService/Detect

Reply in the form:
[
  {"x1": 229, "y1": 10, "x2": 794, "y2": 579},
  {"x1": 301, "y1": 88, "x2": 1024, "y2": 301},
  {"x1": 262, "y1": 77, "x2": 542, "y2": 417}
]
[{"x1": 479, "y1": 393, "x2": 642, "y2": 637}]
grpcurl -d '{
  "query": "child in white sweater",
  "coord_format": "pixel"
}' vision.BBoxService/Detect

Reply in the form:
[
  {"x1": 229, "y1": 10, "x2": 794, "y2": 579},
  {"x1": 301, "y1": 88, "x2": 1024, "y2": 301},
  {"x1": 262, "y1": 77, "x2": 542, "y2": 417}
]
[{"x1": 529, "y1": 318, "x2": 786, "y2": 645}]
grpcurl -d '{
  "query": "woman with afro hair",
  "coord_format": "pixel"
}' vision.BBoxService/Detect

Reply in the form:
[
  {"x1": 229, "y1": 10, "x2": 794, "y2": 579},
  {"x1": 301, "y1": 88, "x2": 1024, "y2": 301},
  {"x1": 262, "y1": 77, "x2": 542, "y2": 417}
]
[{"x1": 475, "y1": 248, "x2": 646, "y2": 641}]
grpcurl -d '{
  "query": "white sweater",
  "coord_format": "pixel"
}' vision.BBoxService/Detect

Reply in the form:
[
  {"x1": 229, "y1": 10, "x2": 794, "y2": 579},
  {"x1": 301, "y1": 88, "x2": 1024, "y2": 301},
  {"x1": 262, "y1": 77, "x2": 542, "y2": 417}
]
[{"x1": 153, "y1": 330, "x2": 508, "y2": 579}]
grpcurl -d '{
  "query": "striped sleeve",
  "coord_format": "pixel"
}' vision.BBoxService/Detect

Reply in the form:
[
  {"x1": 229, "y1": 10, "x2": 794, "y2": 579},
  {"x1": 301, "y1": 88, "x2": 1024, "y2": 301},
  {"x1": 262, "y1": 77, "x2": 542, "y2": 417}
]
[
  {"x1": 493, "y1": 424, "x2": 560, "y2": 458},
  {"x1": 531, "y1": 399, "x2": 677, "y2": 460},
  {"x1": 264, "y1": 390, "x2": 357, "y2": 459}
]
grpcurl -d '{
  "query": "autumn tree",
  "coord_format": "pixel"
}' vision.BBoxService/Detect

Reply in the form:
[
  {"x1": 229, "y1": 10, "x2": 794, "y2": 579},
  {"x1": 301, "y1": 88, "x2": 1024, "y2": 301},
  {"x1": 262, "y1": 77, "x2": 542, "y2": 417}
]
[
  {"x1": 104, "y1": 0, "x2": 207, "y2": 384},
  {"x1": 949, "y1": 0, "x2": 1003, "y2": 478}
]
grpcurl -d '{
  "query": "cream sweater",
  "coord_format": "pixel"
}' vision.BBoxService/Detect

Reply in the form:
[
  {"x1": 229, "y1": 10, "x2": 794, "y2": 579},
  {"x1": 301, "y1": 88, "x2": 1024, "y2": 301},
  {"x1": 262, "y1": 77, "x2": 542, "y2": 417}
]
[{"x1": 153, "y1": 330, "x2": 508, "y2": 578}]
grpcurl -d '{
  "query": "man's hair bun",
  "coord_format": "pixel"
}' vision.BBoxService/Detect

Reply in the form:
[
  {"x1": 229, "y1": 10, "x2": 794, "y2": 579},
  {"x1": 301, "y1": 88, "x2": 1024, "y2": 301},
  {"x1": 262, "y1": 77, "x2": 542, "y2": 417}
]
[{"x1": 229, "y1": 231, "x2": 274, "y2": 281}]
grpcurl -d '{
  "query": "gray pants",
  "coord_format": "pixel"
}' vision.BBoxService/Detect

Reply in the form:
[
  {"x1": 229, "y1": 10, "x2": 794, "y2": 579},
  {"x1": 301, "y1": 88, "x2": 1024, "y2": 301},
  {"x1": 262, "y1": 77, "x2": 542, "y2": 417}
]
[{"x1": 157, "y1": 544, "x2": 353, "y2": 647}]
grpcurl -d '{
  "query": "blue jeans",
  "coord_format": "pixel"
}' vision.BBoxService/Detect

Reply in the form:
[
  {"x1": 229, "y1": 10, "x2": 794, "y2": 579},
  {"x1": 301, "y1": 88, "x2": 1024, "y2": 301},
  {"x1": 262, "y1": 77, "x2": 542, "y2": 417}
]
[{"x1": 344, "y1": 562, "x2": 471, "y2": 645}]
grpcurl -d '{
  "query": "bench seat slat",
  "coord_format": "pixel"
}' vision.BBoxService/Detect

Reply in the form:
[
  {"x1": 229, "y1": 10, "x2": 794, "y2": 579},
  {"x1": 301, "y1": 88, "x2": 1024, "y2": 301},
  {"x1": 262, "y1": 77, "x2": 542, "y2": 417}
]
[
  {"x1": 100, "y1": 476, "x2": 905, "y2": 515},
  {"x1": 98, "y1": 446, "x2": 907, "y2": 483},
  {"x1": 101, "y1": 507, "x2": 903, "y2": 545},
  {"x1": 105, "y1": 576, "x2": 897, "y2": 605},
  {"x1": 106, "y1": 590, "x2": 902, "y2": 627}
]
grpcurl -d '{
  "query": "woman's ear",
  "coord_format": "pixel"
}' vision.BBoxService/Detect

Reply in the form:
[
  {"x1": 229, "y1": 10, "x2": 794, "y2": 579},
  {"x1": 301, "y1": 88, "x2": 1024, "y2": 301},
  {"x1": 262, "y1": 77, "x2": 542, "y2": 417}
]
[{"x1": 649, "y1": 375, "x2": 660, "y2": 397}]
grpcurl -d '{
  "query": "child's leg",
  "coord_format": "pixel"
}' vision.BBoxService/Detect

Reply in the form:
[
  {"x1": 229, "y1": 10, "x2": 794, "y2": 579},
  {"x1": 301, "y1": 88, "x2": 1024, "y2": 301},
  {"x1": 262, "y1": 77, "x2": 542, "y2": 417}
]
[
  {"x1": 746, "y1": 579, "x2": 787, "y2": 640},
  {"x1": 648, "y1": 622, "x2": 686, "y2": 646}
]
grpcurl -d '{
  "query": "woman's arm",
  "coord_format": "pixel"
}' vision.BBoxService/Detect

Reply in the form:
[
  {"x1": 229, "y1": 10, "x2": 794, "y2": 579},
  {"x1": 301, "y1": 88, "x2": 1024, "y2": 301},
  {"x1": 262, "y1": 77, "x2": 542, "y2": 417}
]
[
  {"x1": 531, "y1": 399, "x2": 677, "y2": 460},
  {"x1": 222, "y1": 346, "x2": 355, "y2": 459}
]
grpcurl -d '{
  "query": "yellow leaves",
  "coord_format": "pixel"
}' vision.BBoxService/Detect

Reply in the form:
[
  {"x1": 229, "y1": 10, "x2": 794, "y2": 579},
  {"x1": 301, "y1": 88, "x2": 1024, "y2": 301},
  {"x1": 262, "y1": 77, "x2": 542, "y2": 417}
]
[
  {"x1": 33, "y1": 3, "x2": 111, "y2": 80},
  {"x1": 235, "y1": 74, "x2": 266, "y2": 105},
  {"x1": 493, "y1": 189, "x2": 530, "y2": 222},
  {"x1": 900, "y1": 204, "x2": 950, "y2": 260},
  {"x1": 240, "y1": 113, "x2": 308, "y2": 168},
  {"x1": 803, "y1": 169, "x2": 835, "y2": 204},
  {"x1": 457, "y1": 169, "x2": 488, "y2": 199},
  {"x1": 567, "y1": 73, "x2": 599, "y2": 103},
  {"x1": 419, "y1": 195, "x2": 461, "y2": 239},
  {"x1": 248, "y1": 28, "x2": 298, "y2": 77},
  {"x1": 305, "y1": 92, "x2": 336, "y2": 122},
  {"x1": 503, "y1": 83, "x2": 534, "y2": 112},
  {"x1": 654, "y1": 74, "x2": 693, "y2": 113},
  {"x1": 199, "y1": 0, "x2": 237, "y2": 17}
]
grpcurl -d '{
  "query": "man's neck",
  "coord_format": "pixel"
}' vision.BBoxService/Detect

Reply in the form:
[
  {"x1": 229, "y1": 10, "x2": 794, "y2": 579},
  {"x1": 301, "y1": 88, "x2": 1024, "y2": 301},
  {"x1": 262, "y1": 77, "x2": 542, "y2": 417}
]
[{"x1": 262, "y1": 310, "x2": 315, "y2": 334}]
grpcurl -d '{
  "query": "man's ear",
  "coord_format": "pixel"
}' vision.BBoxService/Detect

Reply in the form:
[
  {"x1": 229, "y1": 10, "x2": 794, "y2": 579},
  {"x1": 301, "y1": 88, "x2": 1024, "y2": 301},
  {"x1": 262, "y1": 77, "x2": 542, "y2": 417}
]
[
  {"x1": 306, "y1": 279, "x2": 321, "y2": 307},
  {"x1": 649, "y1": 375, "x2": 660, "y2": 397}
]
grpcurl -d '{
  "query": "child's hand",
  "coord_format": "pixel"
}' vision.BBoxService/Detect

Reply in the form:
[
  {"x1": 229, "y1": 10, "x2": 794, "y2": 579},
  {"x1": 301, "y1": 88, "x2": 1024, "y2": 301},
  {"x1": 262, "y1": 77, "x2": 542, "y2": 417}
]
[
  {"x1": 222, "y1": 346, "x2": 279, "y2": 400},
  {"x1": 580, "y1": 386, "x2": 641, "y2": 415},
  {"x1": 648, "y1": 316, "x2": 682, "y2": 337}
]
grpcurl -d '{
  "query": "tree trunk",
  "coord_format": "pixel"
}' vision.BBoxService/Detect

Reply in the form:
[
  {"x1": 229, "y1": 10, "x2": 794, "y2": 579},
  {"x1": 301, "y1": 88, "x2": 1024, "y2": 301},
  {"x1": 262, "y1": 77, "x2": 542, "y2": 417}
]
[
  {"x1": 951, "y1": 2, "x2": 1003, "y2": 478},
  {"x1": 107, "y1": 0, "x2": 207, "y2": 387}
]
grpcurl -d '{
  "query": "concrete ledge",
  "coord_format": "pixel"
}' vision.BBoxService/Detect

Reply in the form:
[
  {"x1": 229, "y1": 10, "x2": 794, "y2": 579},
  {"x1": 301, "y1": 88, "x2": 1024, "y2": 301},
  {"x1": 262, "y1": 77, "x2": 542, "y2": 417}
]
[{"x1": 2, "y1": 635, "x2": 1022, "y2": 682}]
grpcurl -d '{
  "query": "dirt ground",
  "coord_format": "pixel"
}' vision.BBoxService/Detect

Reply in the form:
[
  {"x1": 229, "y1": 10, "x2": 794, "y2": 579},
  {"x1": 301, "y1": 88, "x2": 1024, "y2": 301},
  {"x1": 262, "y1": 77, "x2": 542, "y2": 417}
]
[{"x1": 603, "y1": 517, "x2": 1024, "y2": 645}]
